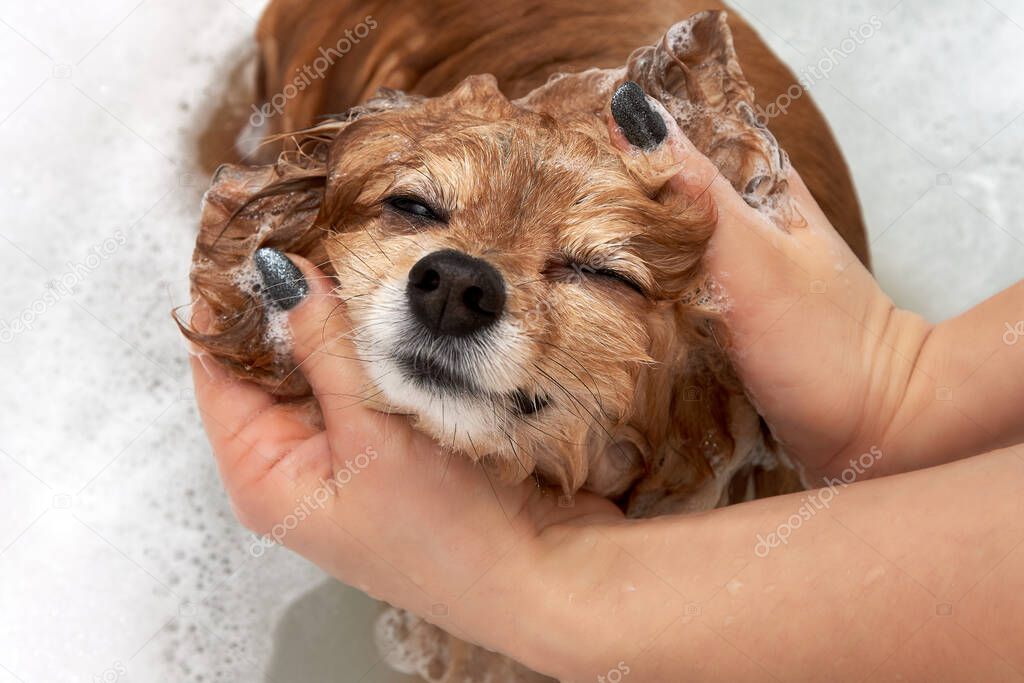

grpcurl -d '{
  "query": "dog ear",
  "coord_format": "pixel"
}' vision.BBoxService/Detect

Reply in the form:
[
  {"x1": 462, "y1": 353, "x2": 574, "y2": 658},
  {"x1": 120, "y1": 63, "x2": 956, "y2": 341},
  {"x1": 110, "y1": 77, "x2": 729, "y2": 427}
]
[
  {"x1": 180, "y1": 90, "x2": 419, "y2": 397},
  {"x1": 182, "y1": 159, "x2": 327, "y2": 398},
  {"x1": 626, "y1": 11, "x2": 791, "y2": 216},
  {"x1": 517, "y1": 11, "x2": 791, "y2": 218}
]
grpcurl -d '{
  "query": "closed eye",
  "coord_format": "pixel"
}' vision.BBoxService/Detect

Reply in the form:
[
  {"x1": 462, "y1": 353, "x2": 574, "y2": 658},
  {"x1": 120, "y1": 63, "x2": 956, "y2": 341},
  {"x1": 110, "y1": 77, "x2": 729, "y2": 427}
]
[
  {"x1": 552, "y1": 260, "x2": 646, "y2": 296},
  {"x1": 384, "y1": 195, "x2": 447, "y2": 222},
  {"x1": 591, "y1": 268, "x2": 646, "y2": 295}
]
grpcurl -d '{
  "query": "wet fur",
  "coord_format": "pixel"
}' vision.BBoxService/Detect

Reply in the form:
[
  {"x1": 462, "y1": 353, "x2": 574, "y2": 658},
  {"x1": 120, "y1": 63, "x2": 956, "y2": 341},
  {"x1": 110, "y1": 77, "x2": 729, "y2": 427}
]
[{"x1": 184, "y1": 3, "x2": 865, "y2": 681}]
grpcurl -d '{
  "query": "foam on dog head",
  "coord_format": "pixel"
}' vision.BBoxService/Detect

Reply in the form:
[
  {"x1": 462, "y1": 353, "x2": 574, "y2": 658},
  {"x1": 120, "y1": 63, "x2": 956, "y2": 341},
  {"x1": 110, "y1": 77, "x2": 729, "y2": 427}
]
[
  {"x1": 231, "y1": 257, "x2": 294, "y2": 354},
  {"x1": 517, "y1": 11, "x2": 793, "y2": 226},
  {"x1": 628, "y1": 11, "x2": 792, "y2": 223}
]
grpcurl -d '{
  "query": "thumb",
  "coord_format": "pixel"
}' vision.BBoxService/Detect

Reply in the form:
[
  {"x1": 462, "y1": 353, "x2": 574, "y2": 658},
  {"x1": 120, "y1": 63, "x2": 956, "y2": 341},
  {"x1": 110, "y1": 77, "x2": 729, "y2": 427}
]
[
  {"x1": 253, "y1": 248, "x2": 379, "y2": 429},
  {"x1": 604, "y1": 81, "x2": 861, "y2": 301}
]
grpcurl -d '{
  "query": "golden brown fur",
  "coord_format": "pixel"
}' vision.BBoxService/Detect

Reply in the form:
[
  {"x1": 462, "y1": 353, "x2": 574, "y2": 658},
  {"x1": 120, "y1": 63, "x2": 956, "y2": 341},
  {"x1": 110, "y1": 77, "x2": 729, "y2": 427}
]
[
  {"x1": 248, "y1": 0, "x2": 868, "y2": 264},
  {"x1": 184, "y1": 3, "x2": 865, "y2": 680}
]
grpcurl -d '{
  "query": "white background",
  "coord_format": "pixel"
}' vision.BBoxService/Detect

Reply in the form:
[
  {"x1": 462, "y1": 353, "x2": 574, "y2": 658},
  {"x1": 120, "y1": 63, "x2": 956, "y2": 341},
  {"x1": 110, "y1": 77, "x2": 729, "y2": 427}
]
[{"x1": 0, "y1": 0, "x2": 1021, "y2": 681}]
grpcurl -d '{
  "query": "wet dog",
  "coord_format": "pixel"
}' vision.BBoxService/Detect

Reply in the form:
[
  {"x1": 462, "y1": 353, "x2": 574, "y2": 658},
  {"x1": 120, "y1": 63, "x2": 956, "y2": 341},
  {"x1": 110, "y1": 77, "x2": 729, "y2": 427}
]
[{"x1": 184, "y1": 3, "x2": 868, "y2": 680}]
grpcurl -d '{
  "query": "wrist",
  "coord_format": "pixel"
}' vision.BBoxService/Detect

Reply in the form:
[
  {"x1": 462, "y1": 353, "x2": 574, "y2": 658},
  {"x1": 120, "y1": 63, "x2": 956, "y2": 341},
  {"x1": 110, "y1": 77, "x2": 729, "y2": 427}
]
[
  {"x1": 810, "y1": 304, "x2": 935, "y2": 482},
  {"x1": 510, "y1": 520, "x2": 693, "y2": 681},
  {"x1": 875, "y1": 282, "x2": 1024, "y2": 473},
  {"x1": 485, "y1": 524, "x2": 620, "y2": 680}
]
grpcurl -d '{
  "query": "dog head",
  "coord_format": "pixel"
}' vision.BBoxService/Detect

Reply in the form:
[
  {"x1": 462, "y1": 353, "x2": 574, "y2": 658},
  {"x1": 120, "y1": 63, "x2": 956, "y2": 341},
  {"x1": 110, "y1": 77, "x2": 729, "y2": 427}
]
[
  {"x1": 330, "y1": 74, "x2": 730, "y2": 489},
  {"x1": 185, "y1": 12, "x2": 786, "y2": 497}
]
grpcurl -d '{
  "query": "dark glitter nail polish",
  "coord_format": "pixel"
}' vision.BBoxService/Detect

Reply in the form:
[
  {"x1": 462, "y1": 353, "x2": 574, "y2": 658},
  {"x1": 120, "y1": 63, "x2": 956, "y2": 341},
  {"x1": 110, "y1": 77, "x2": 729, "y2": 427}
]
[
  {"x1": 610, "y1": 81, "x2": 667, "y2": 150},
  {"x1": 253, "y1": 247, "x2": 308, "y2": 310}
]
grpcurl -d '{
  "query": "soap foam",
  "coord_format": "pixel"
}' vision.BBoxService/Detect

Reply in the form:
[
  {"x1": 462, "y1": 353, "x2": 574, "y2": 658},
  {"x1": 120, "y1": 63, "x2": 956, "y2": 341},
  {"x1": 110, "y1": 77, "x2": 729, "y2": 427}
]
[
  {"x1": 682, "y1": 276, "x2": 732, "y2": 314},
  {"x1": 665, "y1": 16, "x2": 697, "y2": 55},
  {"x1": 374, "y1": 607, "x2": 451, "y2": 681},
  {"x1": 231, "y1": 258, "x2": 294, "y2": 355}
]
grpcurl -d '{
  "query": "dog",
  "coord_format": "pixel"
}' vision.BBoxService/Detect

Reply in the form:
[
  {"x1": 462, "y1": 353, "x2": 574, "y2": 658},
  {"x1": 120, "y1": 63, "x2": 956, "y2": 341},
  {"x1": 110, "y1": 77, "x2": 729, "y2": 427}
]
[{"x1": 184, "y1": 2, "x2": 869, "y2": 680}]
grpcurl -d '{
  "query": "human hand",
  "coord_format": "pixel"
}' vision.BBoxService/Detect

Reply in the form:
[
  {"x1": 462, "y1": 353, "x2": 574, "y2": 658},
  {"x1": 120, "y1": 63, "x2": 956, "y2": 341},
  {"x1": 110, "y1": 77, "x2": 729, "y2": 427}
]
[
  {"x1": 607, "y1": 84, "x2": 934, "y2": 483},
  {"x1": 187, "y1": 91, "x2": 1024, "y2": 682},
  {"x1": 188, "y1": 250, "x2": 623, "y2": 675},
  {"x1": 189, "y1": 275, "x2": 1024, "y2": 682}
]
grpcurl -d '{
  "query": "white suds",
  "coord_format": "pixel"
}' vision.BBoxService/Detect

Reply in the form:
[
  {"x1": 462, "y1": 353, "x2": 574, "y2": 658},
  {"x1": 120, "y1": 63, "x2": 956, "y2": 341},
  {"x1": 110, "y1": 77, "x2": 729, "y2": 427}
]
[
  {"x1": 374, "y1": 607, "x2": 451, "y2": 681},
  {"x1": 231, "y1": 259, "x2": 294, "y2": 353},
  {"x1": 682, "y1": 277, "x2": 732, "y2": 314}
]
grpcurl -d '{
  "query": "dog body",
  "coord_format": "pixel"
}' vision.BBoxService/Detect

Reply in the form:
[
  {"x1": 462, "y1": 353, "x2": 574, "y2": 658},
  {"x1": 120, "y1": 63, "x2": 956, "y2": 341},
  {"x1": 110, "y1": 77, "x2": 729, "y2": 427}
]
[{"x1": 188, "y1": 2, "x2": 869, "y2": 680}]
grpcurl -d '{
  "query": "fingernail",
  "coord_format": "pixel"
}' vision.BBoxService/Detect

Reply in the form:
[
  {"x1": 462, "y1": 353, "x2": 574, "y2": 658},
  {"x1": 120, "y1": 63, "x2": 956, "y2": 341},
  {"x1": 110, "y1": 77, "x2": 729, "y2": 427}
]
[
  {"x1": 253, "y1": 247, "x2": 308, "y2": 310},
  {"x1": 611, "y1": 81, "x2": 667, "y2": 150},
  {"x1": 188, "y1": 343, "x2": 218, "y2": 379},
  {"x1": 212, "y1": 163, "x2": 231, "y2": 183}
]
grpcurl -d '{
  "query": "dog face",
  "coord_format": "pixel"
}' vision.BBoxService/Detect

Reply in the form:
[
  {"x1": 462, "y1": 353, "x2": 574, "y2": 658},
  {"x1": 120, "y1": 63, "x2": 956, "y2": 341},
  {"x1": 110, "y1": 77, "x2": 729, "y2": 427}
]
[
  {"x1": 307, "y1": 76, "x2": 715, "y2": 490},
  {"x1": 186, "y1": 10, "x2": 803, "y2": 497},
  {"x1": 186, "y1": 13, "x2": 794, "y2": 498}
]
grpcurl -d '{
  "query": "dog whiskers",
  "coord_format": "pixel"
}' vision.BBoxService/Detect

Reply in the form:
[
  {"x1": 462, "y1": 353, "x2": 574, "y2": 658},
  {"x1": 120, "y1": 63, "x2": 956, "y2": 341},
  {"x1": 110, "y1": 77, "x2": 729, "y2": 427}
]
[
  {"x1": 271, "y1": 320, "x2": 386, "y2": 389},
  {"x1": 334, "y1": 240, "x2": 385, "y2": 282},
  {"x1": 466, "y1": 435, "x2": 516, "y2": 526},
  {"x1": 534, "y1": 339, "x2": 606, "y2": 413},
  {"x1": 337, "y1": 261, "x2": 388, "y2": 290},
  {"x1": 517, "y1": 415, "x2": 579, "y2": 448},
  {"x1": 531, "y1": 362, "x2": 620, "y2": 454},
  {"x1": 363, "y1": 229, "x2": 395, "y2": 266},
  {"x1": 489, "y1": 417, "x2": 535, "y2": 485},
  {"x1": 439, "y1": 449, "x2": 455, "y2": 484}
]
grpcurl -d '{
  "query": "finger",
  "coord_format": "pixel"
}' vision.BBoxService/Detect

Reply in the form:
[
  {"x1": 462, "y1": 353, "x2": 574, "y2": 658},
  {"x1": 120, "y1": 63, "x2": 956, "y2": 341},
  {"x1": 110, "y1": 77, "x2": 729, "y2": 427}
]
[
  {"x1": 607, "y1": 80, "x2": 747, "y2": 211},
  {"x1": 605, "y1": 80, "x2": 833, "y2": 265},
  {"x1": 603, "y1": 82, "x2": 867, "y2": 347},
  {"x1": 707, "y1": 165, "x2": 864, "y2": 291},
  {"x1": 190, "y1": 337, "x2": 326, "y2": 490},
  {"x1": 604, "y1": 83, "x2": 805, "y2": 300},
  {"x1": 188, "y1": 296, "x2": 325, "y2": 494},
  {"x1": 189, "y1": 342, "x2": 272, "y2": 455},
  {"x1": 188, "y1": 298, "x2": 276, "y2": 453},
  {"x1": 252, "y1": 248, "x2": 382, "y2": 433}
]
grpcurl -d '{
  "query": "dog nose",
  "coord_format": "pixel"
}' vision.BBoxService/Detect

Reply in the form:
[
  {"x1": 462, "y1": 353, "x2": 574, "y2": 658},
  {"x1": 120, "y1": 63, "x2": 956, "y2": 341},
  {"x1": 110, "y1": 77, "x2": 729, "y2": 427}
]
[{"x1": 407, "y1": 249, "x2": 506, "y2": 337}]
